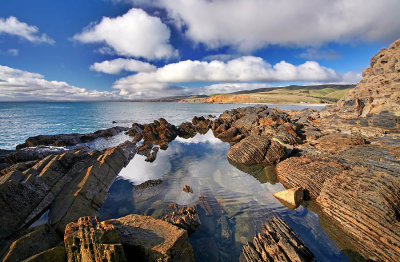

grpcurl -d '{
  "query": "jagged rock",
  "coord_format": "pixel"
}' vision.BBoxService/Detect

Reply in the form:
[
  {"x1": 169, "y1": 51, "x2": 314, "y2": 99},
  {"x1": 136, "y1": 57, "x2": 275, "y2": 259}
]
[
  {"x1": 177, "y1": 122, "x2": 197, "y2": 138},
  {"x1": 107, "y1": 214, "x2": 194, "y2": 262},
  {"x1": 335, "y1": 38, "x2": 400, "y2": 119},
  {"x1": 240, "y1": 216, "x2": 314, "y2": 262},
  {"x1": 275, "y1": 155, "x2": 345, "y2": 199},
  {"x1": 127, "y1": 118, "x2": 178, "y2": 147},
  {"x1": 145, "y1": 147, "x2": 159, "y2": 162},
  {"x1": 16, "y1": 126, "x2": 128, "y2": 149},
  {"x1": 1, "y1": 224, "x2": 62, "y2": 262},
  {"x1": 227, "y1": 136, "x2": 286, "y2": 165},
  {"x1": 162, "y1": 205, "x2": 200, "y2": 235},
  {"x1": 64, "y1": 216, "x2": 126, "y2": 262},
  {"x1": 183, "y1": 185, "x2": 193, "y2": 193},
  {"x1": 0, "y1": 142, "x2": 136, "y2": 240},
  {"x1": 273, "y1": 187, "x2": 303, "y2": 209},
  {"x1": 216, "y1": 126, "x2": 239, "y2": 141},
  {"x1": 192, "y1": 116, "x2": 211, "y2": 131}
]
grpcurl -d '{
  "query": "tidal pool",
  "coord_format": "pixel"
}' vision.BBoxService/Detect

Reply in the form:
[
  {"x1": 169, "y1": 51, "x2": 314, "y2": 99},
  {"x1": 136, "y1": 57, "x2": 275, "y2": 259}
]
[{"x1": 98, "y1": 130, "x2": 348, "y2": 261}]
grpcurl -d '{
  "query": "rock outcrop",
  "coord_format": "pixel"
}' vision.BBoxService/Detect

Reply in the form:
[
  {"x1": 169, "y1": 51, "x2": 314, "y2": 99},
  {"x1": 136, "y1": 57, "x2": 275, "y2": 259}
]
[
  {"x1": 335, "y1": 38, "x2": 400, "y2": 118},
  {"x1": 16, "y1": 126, "x2": 128, "y2": 149},
  {"x1": 0, "y1": 141, "x2": 136, "y2": 242},
  {"x1": 107, "y1": 214, "x2": 194, "y2": 261},
  {"x1": 240, "y1": 216, "x2": 314, "y2": 262},
  {"x1": 227, "y1": 136, "x2": 286, "y2": 165},
  {"x1": 273, "y1": 187, "x2": 303, "y2": 209},
  {"x1": 64, "y1": 216, "x2": 126, "y2": 262}
]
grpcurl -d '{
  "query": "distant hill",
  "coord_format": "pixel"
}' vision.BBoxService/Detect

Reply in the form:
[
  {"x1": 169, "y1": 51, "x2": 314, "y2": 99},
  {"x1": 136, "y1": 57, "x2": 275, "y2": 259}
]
[{"x1": 178, "y1": 84, "x2": 355, "y2": 104}]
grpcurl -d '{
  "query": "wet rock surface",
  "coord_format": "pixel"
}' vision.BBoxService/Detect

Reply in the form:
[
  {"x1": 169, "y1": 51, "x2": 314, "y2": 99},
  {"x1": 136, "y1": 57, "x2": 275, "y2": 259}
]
[
  {"x1": 240, "y1": 216, "x2": 314, "y2": 262},
  {"x1": 162, "y1": 205, "x2": 201, "y2": 235}
]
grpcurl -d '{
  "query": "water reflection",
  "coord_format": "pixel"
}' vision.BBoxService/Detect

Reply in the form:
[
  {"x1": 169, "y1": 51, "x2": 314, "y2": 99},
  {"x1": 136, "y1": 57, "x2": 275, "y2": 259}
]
[{"x1": 98, "y1": 130, "x2": 347, "y2": 261}]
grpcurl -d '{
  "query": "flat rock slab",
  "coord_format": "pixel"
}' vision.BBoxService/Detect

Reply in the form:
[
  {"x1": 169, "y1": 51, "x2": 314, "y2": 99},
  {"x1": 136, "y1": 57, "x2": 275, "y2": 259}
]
[{"x1": 107, "y1": 214, "x2": 194, "y2": 262}]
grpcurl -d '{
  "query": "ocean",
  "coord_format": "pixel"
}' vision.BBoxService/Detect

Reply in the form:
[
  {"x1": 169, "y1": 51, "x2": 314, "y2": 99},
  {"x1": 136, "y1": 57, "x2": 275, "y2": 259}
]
[{"x1": 0, "y1": 102, "x2": 324, "y2": 150}]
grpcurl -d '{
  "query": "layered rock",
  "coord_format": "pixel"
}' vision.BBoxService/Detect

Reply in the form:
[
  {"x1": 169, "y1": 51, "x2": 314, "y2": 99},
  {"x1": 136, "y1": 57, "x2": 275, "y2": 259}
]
[
  {"x1": 107, "y1": 214, "x2": 194, "y2": 261},
  {"x1": 64, "y1": 216, "x2": 126, "y2": 262},
  {"x1": 16, "y1": 126, "x2": 128, "y2": 149},
  {"x1": 162, "y1": 205, "x2": 200, "y2": 235},
  {"x1": 275, "y1": 155, "x2": 345, "y2": 199},
  {"x1": 0, "y1": 141, "x2": 136, "y2": 241},
  {"x1": 240, "y1": 216, "x2": 314, "y2": 262},
  {"x1": 273, "y1": 187, "x2": 303, "y2": 209},
  {"x1": 227, "y1": 136, "x2": 286, "y2": 165},
  {"x1": 335, "y1": 38, "x2": 400, "y2": 118}
]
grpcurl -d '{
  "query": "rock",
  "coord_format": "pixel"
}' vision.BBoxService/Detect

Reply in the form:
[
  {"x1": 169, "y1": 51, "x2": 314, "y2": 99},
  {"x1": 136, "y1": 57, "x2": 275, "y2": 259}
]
[
  {"x1": 162, "y1": 205, "x2": 201, "y2": 235},
  {"x1": 335, "y1": 38, "x2": 400, "y2": 119},
  {"x1": 216, "y1": 127, "x2": 239, "y2": 141},
  {"x1": 16, "y1": 126, "x2": 128, "y2": 149},
  {"x1": 107, "y1": 214, "x2": 194, "y2": 262},
  {"x1": 145, "y1": 147, "x2": 159, "y2": 162},
  {"x1": 183, "y1": 185, "x2": 193, "y2": 193},
  {"x1": 24, "y1": 246, "x2": 67, "y2": 262},
  {"x1": 0, "y1": 142, "x2": 135, "y2": 240},
  {"x1": 134, "y1": 179, "x2": 163, "y2": 190},
  {"x1": 240, "y1": 216, "x2": 314, "y2": 262},
  {"x1": 1, "y1": 224, "x2": 62, "y2": 262},
  {"x1": 273, "y1": 187, "x2": 303, "y2": 209},
  {"x1": 275, "y1": 155, "x2": 345, "y2": 199},
  {"x1": 317, "y1": 165, "x2": 400, "y2": 261},
  {"x1": 177, "y1": 122, "x2": 196, "y2": 138},
  {"x1": 64, "y1": 216, "x2": 126, "y2": 262},
  {"x1": 314, "y1": 134, "x2": 367, "y2": 154},
  {"x1": 227, "y1": 136, "x2": 286, "y2": 165},
  {"x1": 192, "y1": 116, "x2": 211, "y2": 130}
]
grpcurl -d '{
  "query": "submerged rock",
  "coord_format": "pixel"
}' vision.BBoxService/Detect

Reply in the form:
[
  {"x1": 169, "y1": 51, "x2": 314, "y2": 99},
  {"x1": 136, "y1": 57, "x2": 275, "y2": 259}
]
[
  {"x1": 240, "y1": 216, "x2": 314, "y2": 262},
  {"x1": 183, "y1": 185, "x2": 193, "y2": 193},
  {"x1": 162, "y1": 205, "x2": 200, "y2": 235},
  {"x1": 227, "y1": 136, "x2": 286, "y2": 165}
]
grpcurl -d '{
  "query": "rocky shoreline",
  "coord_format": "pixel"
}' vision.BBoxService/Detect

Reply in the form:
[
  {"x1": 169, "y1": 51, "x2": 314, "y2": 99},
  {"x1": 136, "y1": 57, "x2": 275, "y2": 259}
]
[{"x1": 0, "y1": 38, "x2": 399, "y2": 261}]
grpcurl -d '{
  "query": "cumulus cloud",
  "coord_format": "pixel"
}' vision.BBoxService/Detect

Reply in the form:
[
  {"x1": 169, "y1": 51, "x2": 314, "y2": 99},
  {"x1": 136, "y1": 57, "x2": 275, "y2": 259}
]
[
  {"x1": 129, "y1": 0, "x2": 400, "y2": 51},
  {"x1": 0, "y1": 65, "x2": 120, "y2": 101},
  {"x1": 90, "y1": 58, "x2": 156, "y2": 74},
  {"x1": 198, "y1": 83, "x2": 272, "y2": 95},
  {"x1": 112, "y1": 56, "x2": 357, "y2": 98},
  {"x1": 0, "y1": 17, "x2": 54, "y2": 44},
  {"x1": 73, "y1": 8, "x2": 177, "y2": 60}
]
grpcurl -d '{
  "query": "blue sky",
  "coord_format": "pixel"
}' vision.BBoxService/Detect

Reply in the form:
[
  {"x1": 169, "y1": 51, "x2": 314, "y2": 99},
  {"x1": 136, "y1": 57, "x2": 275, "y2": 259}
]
[{"x1": 0, "y1": 0, "x2": 399, "y2": 101}]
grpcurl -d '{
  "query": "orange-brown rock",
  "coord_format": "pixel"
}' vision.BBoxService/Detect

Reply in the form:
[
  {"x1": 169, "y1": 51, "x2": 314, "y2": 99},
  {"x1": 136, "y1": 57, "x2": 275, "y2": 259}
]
[
  {"x1": 275, "y1": 155, "x2": 345, "y2": 199},
  {"x1": 183, "y1": 185, "x2": 193, "y2": 193},
  {"x1": 314, "y1": 134, "x2": 366, "y2": 154},
  {"x1": 64, "y1": 216, "x2": 126, "y2": 262},
  {"x1": 273, "y1": 187, "x2": 303, "y2": 209},
  {"x1": 317, "y1": 165, "x2": 400, "y2": 261},
  {"x1": 336, "y1": 38, "x2": 400, "y2": 118},
  {"x1": 162, "y1": 205, "x2": 200, "y2": 235},
  {"x1": 240, "y1": 216, "x2": 314, "y2": 262},
  {"x1": 227, "y1": 136, "x2": 286, "y2": 165},
  {"x1": 107, "y1": 214, "x2": 194, "y2": 262}
]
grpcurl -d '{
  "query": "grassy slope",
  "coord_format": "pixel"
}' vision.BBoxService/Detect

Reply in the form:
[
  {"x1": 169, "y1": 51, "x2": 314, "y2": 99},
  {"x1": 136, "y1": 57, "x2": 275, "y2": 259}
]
[{"x1": 180, "y1": 84, "x2": 354, "y2": 104}]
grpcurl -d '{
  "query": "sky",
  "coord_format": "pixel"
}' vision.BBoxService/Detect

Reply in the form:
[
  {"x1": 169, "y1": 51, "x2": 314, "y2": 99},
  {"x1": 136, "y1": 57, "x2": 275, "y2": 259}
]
[{"x1": 0, "y1": 0, "x2": 399, "y2": 101}]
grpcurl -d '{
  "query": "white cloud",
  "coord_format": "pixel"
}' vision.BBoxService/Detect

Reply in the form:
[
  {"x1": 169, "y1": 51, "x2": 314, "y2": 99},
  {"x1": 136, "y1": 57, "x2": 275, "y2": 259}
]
[
  {"x1": 129, "y1": 0, "x2": 400, "y2": 51},
  {"x1": 198, "y1": 83, "x2": 272, "y2": 95},
  {"x1": 0, "y1": 49, "x2": 19, "y2": 56},
  {"x1": 112, "y1": 56, "x2": 358, "y2": 98},
  {"x1": 0, "y1": 17, "x2": 54, "y2": 44},
  {"x1": 90, "y1": 58, "x2": 156, "y2": 74},
  {"x1": 0, "y1": 65, "x2": 120, "y2": 101},
  {"x1": 298, "y1": 48, "x2": 341, "y2": 61},
  {"x1": 73, "y1": 8, "x2": 177, "y2": 60}
]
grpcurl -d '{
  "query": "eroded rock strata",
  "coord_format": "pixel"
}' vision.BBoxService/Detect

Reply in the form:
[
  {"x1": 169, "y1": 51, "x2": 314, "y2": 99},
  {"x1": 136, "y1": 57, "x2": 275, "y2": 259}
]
[{"x1": 240, "y1": 216, "x2": 314, "y2": 262}]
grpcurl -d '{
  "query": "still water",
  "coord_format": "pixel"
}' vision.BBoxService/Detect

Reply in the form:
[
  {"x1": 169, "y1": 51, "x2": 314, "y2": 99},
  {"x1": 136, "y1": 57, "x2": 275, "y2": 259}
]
[{"x1": 98, "y1": 131, "x2": 347, "y2": 261}]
